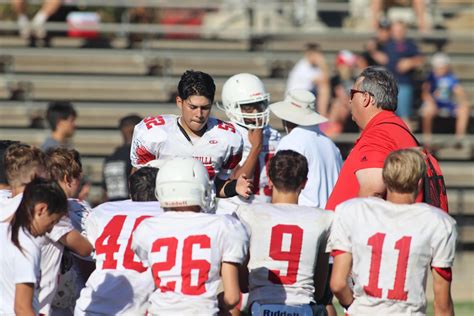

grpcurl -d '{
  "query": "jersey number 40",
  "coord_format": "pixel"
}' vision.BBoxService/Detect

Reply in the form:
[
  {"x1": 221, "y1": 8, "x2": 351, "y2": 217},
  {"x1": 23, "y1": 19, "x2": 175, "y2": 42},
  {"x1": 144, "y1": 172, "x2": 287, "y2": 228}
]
[{"x1": 95, "y1": 215, "x2": 152, "y2": 272}]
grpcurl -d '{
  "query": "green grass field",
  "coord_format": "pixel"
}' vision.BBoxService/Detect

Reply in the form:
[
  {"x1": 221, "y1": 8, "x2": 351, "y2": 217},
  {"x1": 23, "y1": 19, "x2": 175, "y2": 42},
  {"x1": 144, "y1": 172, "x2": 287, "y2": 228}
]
[{"x1": 333, "y1": 301, "x2": 474, "y2": 315}]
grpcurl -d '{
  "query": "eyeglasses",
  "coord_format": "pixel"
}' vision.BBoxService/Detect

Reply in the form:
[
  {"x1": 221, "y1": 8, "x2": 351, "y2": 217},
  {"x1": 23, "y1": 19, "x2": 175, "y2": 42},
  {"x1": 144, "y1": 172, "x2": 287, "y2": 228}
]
[{"x1": 350, "y1": 89, "x2": 373, "y2": 100}]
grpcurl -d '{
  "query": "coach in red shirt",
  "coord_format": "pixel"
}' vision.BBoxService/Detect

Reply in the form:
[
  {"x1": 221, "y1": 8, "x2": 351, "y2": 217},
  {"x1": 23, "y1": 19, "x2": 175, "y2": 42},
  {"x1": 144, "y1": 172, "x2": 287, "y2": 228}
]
[{"x1": 326, "y1": 66, "x2": 418, "y2": 211}]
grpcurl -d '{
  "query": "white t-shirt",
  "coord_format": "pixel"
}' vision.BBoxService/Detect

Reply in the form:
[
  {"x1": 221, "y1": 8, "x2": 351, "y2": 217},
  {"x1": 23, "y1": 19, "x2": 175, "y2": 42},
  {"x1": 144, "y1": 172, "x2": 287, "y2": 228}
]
[
  {"x1": 0, "y1": 188, "x2": 11, "y2": 200},
  {"x1": 236, "y1": 203, "x2": 333, "y2": 306},
  {"x1": 328, "y1": 197, "x2": 458, "y2": 315},
  {"x1": 277, "y1": 126, "x2": 342, "y2": 208},
  {"x1": 216, "y1": 124, "x2": 281, "y2": 215},
  {"x1": 132, "y1": 212, "x2": 249, "y2": 315},
  {"x1": 39, "y1": 216, "x2": 74, "y2": 315},
  {"x1": 286, "y1": 58, "x2": 323, "y2": 93},
  {"x1": 75, "y1": 200, "x2": 163, "y2": 315},
  {"x1": 130, "y1": 114, "x2": 243, "y2": 182},
  {"x1": 0, "y1": 223, "x2": 42, "y2": 315},
  {"x1": 0, "y1": 193, "x2": 23, "y2": 222}
]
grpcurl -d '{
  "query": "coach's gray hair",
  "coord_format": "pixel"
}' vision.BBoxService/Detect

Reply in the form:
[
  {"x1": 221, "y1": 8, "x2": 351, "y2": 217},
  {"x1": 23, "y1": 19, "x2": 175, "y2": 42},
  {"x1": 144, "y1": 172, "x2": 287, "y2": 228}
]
[{"x1": 359, "y1": 66, "x2": 398, "y2": 111}]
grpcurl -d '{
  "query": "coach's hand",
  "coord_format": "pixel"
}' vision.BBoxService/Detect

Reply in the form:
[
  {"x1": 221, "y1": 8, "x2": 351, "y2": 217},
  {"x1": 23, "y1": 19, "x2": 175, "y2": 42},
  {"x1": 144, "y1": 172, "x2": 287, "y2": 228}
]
[{"x1": 236, "y1": 174, "x2": 254, "y2": 199}]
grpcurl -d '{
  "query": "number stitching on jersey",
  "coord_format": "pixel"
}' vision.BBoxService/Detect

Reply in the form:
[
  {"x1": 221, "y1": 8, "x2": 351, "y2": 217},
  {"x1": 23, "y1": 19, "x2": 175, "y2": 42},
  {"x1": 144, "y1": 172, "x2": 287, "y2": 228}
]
[
  {"x1": 217, "y1": 121, "x2": 236, "y2": 133},
  {"x1": 151, "y1": 234, "x2": 211, "y2": 295},
  {"x1": 95, "y1": 215, "x2": 151, "y2": 272},
  {"x1": 268, "y1": 224, "x2": 303, "y2": 285},
  {"x1": 144, "y1": 116, "x2": 165, "y2": 129},
  {"x1": 364, "y1": 232, "x2": 412, "y2": 301}
]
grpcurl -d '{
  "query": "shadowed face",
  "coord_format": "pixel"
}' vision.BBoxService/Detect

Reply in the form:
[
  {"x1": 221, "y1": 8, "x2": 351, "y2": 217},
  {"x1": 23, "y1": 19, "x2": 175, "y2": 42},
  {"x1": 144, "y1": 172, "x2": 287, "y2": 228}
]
[{"x1": 177, "y1": 95, "x2": 212, "y2": 134}]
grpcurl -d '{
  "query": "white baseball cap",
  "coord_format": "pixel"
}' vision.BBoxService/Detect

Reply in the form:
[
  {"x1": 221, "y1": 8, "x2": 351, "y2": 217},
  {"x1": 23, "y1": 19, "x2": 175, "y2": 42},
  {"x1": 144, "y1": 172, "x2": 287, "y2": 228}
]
[
  {"x1": 269, "y1": 89, "x2": 328, "y2": 126},
  {"x1": 431, "y1": 53, "x2": 451, "y2": 67}
]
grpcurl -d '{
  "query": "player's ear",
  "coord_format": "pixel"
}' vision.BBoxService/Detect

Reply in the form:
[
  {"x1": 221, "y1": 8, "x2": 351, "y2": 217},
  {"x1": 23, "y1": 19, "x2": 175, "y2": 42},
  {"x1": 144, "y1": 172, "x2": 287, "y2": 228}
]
[
  {"x1": 268, "y1": 179, "x2": 274, "y2": 189},
  {"x1": 176, "y1": 96, "x2": 183, "y2": 110},
  {"x1": 300, "y1": 178, "x2": 308, "y2": 191}
]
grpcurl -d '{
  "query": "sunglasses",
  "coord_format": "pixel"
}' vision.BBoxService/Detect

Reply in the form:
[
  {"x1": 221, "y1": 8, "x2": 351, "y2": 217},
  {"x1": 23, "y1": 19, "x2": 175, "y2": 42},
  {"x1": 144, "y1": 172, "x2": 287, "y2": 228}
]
[{"x1": 350, "y1": 89, "x2": 373, "y2": 100}]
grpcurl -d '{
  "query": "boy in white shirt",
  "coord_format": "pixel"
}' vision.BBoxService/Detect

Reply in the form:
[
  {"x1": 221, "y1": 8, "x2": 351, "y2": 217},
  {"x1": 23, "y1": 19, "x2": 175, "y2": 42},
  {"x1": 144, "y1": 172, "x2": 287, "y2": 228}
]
[
  {"x1": 329, "y1": 149, "x2": 456, "y2": 315},
  {"x1": 237, "y1": 150, "x2": 333, "y2": 315},
  {"x1": 132, "y1": 158, "x2": 249, "y2": 315}
]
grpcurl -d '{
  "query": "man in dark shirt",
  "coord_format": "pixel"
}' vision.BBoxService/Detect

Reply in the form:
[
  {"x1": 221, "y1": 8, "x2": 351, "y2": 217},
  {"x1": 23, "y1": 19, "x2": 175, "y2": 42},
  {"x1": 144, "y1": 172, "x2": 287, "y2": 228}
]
[
  {"x1": 383, "y1": 20, "x2": 423, "y2": 123},
  {"x1": 102, "y1": 114, "x2": 142, "y2": 201}
]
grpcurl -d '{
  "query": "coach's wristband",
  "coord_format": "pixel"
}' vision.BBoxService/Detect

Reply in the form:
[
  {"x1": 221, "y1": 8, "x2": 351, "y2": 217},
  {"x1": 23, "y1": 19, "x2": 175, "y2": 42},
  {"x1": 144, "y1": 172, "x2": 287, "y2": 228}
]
[{"x1": 224, "y1": 179, "x2": 238, "y2": 197}]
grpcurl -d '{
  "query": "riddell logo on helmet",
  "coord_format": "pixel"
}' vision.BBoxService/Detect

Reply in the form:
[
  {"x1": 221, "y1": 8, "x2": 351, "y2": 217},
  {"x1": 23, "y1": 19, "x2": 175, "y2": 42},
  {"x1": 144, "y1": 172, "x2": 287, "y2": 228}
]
[
  {"x1": 165, "y1": 201, "x2": 189, "y2": 207},
  {"x1": 250, "y1": 92, "x2": 262, "y2": 96},
  {"x1": 209, "y1": 140, "x2": 218, "y2": 144}
]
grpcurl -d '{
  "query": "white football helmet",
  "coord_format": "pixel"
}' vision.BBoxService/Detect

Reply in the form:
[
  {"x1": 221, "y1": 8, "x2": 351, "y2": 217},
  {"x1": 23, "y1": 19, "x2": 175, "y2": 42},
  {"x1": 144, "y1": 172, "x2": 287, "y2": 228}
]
[
  {"x1": 220, "y1": 73, "x2": 270, "y2": 129},
  {"x1": 155, "y1": 157, "x2": 212, "y2": 211}
]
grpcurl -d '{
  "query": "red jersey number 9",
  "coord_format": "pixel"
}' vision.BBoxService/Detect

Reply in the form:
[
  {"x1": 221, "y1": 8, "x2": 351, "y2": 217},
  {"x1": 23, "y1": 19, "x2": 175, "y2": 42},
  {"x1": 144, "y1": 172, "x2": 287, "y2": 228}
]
[{"x1": 268, "y1": 224, "x2": 303, "y2": 285}]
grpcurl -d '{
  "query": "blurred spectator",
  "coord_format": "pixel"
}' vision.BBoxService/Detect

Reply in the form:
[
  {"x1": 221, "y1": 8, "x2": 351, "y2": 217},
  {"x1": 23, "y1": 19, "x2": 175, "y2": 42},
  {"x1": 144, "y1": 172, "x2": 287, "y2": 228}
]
[
  {"x1": 102, "y1": 114, "x2": 142, "y2": 201},
  {"x1": 322, "y1": 50, "x2": 358, "y2": 138},
  {"x1": 361, "y1": 18, "x2": 391, "y2": 66},
  {"x1": 383, "y1": 20, "x2": 423, "y2": 124},
  {"x1": 371, "y1": 0, "x2": 431, "y2": 32},
  {"x1": 421, "y1": 53, "x2": 470, "y2": 147},
  {"x1": 286, "y1": 43, "x2": 330, "y2": 116},
  {"x1": 11, "y1": 0, "x2": 62, "y2": 39},
  {"x1": 41, "y1": 101, "x2": 77, "y2": 151}
]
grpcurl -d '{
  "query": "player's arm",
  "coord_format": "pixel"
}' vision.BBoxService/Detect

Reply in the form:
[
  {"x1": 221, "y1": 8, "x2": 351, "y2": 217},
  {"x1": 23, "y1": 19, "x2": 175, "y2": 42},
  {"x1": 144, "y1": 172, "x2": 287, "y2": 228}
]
[
  {"x1": 220, "y1": 262, "x2": 241, "y2": 311},
  {"x1": 14, "y1": 283, "x2": 35, "y2": 316},
  {"x1": 432, "y1": 267, "x2": 454, "y2": 316},
  {"x1": 59, "y1": 229, "x2": 93, "y2": 257},
  {"x1": 314, "y1": 251, "x2": 330, "y2": 302},
  {"x1": 232, "y1": 129, "x2": 263, "y2": 180},
  {"x1": 355, "y1": 168, "x2": 386, "y2": 198},
  {"x1": 330, "y1": 252, "x2": 354, "y2": 309},
  {"x1": 216, "y1": 176, "x2": 253, "y2": 199}
]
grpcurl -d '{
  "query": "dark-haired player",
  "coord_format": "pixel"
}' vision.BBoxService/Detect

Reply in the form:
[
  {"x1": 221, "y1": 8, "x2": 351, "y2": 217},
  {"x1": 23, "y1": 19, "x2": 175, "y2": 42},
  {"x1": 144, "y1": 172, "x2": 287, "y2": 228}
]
[{"x1": 236, "y1": 150, "x2": 333, "y2": 315}]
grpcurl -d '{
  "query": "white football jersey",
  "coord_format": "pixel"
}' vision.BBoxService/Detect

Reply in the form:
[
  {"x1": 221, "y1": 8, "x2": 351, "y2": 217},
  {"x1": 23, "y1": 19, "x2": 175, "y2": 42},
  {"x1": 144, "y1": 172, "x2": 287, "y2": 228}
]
[
  {"x1": 130, "y1": 114, "x2": 243, "y2": 182},
  {"x1": 329, "y1": 197, "x2": 458, "y2": 315},
  {"x1": 132, "y1": 212, "x2": 249, "y2": 315},
  {"x1": 75, "y1": 200, "x2": 163, "y2": 315},
  {"x1": 236, "y1": 203, "x2": 333, "y2": 306},
  {"x1": 215, "y1": 124, "x2": 281, "y2": 215},
  {"x1": 0, "y1": 223, "x2": 42, "y2": 315},
  {"x1": 0, "y1": 193, "x2": 22, "y2": 222},
  {"x1": 39, "y1": 216, "x2": 74, "y2": 315}
]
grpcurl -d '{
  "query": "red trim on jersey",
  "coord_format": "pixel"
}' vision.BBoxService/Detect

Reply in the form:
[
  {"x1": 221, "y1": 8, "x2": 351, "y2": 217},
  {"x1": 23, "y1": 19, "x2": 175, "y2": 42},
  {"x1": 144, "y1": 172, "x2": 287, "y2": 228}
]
[
  {"x1": 432, "y1": 267, "x2": 452, "y2": 282},
  {"x1": 236, "y1": 292, "x2": 243, "y2": 310},
  {"x1": 331, "y1": 250, "x2": 346, "y2": 257},
  {"x1": 223, "y1": 152, "x2": 242, "y2": 170},
  {"x1": 135, "y1": 146, "x2": 155, "y2": 165}
]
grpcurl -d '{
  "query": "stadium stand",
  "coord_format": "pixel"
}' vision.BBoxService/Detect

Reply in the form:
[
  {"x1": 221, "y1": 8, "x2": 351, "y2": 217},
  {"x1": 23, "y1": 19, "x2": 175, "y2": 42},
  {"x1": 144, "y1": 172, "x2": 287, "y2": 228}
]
[{"x1": 0, "y1": 0, "x2": 472, "y2": 252}]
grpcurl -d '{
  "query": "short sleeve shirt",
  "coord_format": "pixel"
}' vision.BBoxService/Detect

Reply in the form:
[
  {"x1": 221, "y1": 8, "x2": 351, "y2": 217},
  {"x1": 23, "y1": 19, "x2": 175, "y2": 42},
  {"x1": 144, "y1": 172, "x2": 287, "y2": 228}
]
[
  {"x1": 328, "y1": 197, "x2": 457, "y2": 315},
  {"x1": 384, "y1": 38, "x2": 420, "y2": 84},
  {"x1": 326, "y1": 111, "x2": 418, "y2": 211}
]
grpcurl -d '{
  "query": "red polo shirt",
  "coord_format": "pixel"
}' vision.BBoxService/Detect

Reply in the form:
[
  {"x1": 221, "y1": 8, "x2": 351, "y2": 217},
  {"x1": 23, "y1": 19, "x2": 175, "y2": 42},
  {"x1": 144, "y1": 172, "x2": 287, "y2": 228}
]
[{"x1": 326, "y1": 110, "x2": 419, "y2": 211}]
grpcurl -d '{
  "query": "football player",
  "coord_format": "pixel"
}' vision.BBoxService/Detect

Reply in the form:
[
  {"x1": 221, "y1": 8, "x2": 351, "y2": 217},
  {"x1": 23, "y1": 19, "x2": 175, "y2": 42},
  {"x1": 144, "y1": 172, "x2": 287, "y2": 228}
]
[
  {"x1": 329, "y1": 148, "x2": 456, "y2": 315},
  {"x1": 132, "y1": 158, "x2": 249, "y2": 315},
  {"x1": 75, "y1": 166, "x2": 162, "y2": 315},
  {"x1": 216, "y1": 73, "x2": 281, "y2": 214},
  {"x1": 236, "y1": 150, "x2": 333, "y2": 315},
  {"x1": 131, "y1": 70, "x2": 252, "y2": 202}
]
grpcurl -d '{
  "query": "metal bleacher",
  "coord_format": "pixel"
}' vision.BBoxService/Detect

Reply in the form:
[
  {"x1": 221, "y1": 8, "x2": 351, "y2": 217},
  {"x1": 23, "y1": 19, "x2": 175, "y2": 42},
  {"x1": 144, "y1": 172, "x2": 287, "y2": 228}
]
[{"x1": 0, "y1": 0, "x2": 473, "y2": 247}]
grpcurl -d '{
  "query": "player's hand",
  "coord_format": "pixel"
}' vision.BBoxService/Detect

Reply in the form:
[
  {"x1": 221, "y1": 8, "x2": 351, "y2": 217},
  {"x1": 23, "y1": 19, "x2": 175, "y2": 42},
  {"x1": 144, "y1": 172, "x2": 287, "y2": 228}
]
[
  {"x1": 248, "y1": 128, "x2": 263, "y2": 150},
  {"x1": 236, "y1": 174, "x2": 254, "y2": 199}
]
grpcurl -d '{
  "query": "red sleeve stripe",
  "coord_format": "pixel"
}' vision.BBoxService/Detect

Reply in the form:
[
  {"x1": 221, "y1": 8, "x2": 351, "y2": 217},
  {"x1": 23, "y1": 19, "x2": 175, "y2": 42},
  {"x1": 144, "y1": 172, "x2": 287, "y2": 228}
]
[
  {"x1": 331, "y1": 250, "x2": 347, "y2": 257},
  {"x1": 135, "y1": 146, "x2": 155, "y2": 166},
  {"x1": 223, "y1": 152, "x2": 242, "y2": 169},
  {"x1": 432, "y1": 267, "x2": 452, "y2": 282}
]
